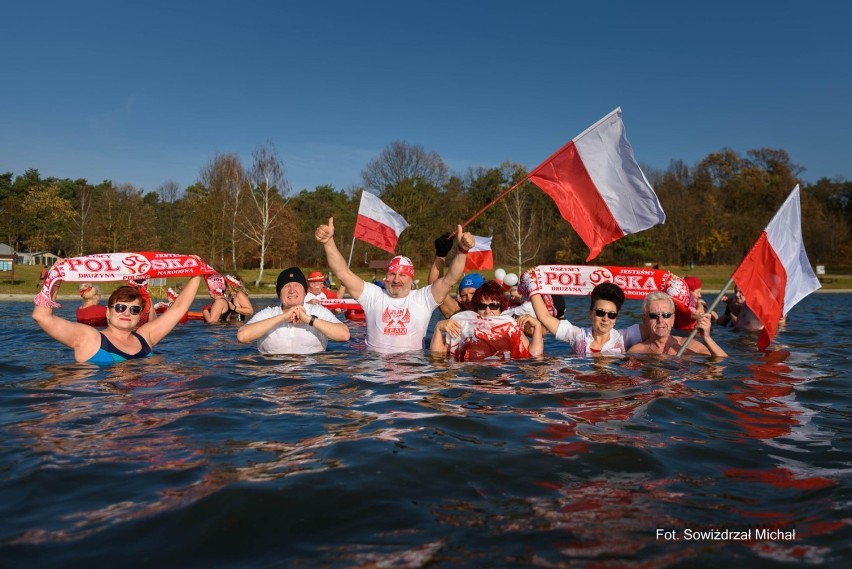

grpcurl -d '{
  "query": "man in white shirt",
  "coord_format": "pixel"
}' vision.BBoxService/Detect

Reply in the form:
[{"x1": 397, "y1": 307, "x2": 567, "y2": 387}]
[
  {"x1": 314, "y1": 217, "x2": 474, "y2": 354},
  {"x1": 236, "y1": 267, "x2": 350, "y2": 354}
]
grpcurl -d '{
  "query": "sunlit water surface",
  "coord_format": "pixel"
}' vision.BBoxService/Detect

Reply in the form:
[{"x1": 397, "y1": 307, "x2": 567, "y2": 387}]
[{"x1": 1, "y1": 294, "x2": 850, "y2": 568}]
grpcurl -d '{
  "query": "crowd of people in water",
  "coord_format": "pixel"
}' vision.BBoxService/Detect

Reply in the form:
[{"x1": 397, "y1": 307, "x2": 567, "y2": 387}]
[{"x1": 33, "y1": 219, "x2": 775, "y2": 365}]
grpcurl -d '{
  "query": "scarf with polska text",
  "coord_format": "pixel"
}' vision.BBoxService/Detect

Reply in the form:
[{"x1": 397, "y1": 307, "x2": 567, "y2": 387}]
[{"x1": 35, "y1": 252, "x2": 219, "y2": 308}]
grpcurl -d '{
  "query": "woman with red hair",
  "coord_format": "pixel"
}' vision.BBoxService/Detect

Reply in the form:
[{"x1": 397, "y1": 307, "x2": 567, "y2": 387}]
[{"x1": 431, "y1": 280, "x2": 543, "y2": 361}]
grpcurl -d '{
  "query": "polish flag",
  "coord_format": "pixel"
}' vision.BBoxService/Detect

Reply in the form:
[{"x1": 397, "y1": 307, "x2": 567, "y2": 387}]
[
  {"x1": 464, "y1": 235, "x2": 493, "y2": 271},
  {"x1": 732, "y1": 185, "x2": 820, "y2": 350},
  {"x1": 353, "y1": 191, "x2": 409, "y2": 254},
  {"x1": 527, "y1": 108, "x2": 665, "y2": 261}
]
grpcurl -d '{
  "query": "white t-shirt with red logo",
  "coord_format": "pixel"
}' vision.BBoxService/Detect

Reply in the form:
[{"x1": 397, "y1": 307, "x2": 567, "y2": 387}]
[{"x1": 356, "y1": 282, "x2": 438, "y2": 353}]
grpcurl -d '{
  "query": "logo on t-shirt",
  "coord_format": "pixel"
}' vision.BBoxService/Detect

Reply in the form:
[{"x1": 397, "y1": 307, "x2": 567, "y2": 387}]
[{"x1": 382, "y1": 306, "x2": 411, "y2": 336}]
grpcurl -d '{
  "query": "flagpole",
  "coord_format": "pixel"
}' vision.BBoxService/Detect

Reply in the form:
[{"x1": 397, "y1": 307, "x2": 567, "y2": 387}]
[
  {"x1": 675, "y1": 276, "x2": 735, "y2": 357},
  {"x1": 450, "y1": 177, "x2": 529, "y2": 236},
  {"x1": 346, "y1": 235, "x2": 355, "y2": 268}
]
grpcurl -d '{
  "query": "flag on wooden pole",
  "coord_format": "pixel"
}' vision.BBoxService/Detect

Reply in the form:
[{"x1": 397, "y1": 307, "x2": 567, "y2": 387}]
[
  {"x1": 353, "y1": 191, "x2": 409, "y2": 254},
  {"x1": 732, "y1": 185, "x2": 820, "y2": 350},
  {"x1": 528, "y1": 108, "x2": 665, "y2": 261}
]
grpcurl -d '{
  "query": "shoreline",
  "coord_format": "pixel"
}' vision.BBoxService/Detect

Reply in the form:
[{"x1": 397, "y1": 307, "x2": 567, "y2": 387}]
[{"x1": 5, "y1": 290, "x2": 851, "y2": 302}]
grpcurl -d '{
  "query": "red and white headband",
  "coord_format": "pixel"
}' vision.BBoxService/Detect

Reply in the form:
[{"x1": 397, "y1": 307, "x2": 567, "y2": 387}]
[{"x1": 387, "y1": 256, "x2": 415, "y2": 278}]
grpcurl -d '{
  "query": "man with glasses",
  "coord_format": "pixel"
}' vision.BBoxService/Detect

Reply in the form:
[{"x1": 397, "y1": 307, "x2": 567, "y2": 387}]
[{"x1": 627, "y1": 291, "x2": 727, "y2": 357}]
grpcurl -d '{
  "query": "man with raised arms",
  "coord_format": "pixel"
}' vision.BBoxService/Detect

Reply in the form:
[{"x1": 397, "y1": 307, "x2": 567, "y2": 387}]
[{"x1": 315, "y1": 218, "x2": 475, "y2": 354}]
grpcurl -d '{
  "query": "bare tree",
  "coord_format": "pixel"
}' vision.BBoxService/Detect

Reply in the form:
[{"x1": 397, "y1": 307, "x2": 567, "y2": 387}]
[
  {"x1": 71, "y1": 182, "x2": 94, "y2": 256},
  {"x1": 361, "y1": 140, "x2": 448, "y2": 193},
  {"x1": 158, "y1": 180, "x2": 181, "y2": 204},
  {"x1": 244, "y1": 143, "x2": 290, "y2": 286},
  {"x1": 501, "y1": 184, "x2": 539, "y2": 274}
]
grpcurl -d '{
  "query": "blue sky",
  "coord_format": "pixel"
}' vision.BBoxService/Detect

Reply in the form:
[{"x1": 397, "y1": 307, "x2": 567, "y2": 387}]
[{"x1": 2, "y1": 1, "x2": 850, "y2": 195}]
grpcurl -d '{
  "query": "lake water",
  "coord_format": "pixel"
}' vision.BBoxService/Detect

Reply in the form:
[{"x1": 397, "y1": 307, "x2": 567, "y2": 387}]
[{"x1": 1, "y1": 293, "x2": 850, "y2": 568}]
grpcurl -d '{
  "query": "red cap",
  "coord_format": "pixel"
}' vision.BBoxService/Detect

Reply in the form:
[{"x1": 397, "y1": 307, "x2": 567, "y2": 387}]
[
  {"x1": 683, "y1": 276, "x2": 703, "y2": 291},
  {"x1": 307, "y1": 271, "x2": 325, "y2": 282}
]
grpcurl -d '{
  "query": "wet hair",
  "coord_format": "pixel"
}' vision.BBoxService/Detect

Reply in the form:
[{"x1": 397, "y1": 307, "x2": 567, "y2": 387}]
[
  {"x1": 471, "y1": 280, "x2": 509, "y2": 312},
  {"x1": 641, "y1": 291, "x2": 675, "y2": 313},
  {"x1": 589, "y1": 282, "x2": 626, "y2": 311},
  {"x1": 108, "y1": 286, "x2": 143, "y2": 307}
]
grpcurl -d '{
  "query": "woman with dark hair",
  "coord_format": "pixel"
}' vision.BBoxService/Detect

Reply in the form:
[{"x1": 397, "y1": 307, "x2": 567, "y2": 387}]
[
  {"x1": 530, "y1": 281, "x2": 642, "y2": 355},
  {"x1": 431, "y1": 280, "x2": 543, "y2": 360},
  {"x1": 33, "y1": 276, "x2": 201, "y2": 364}
]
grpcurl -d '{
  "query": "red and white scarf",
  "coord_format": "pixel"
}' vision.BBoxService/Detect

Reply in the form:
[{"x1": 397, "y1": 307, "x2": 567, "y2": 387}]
[{"x1": 35, "y1": 252, "x2": 218, "y2": 308}]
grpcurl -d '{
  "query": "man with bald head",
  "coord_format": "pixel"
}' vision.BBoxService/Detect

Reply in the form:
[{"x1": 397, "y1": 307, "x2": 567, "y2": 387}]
[{"x1": 315, "y1": 218, "x2": 475, "y2": 354}]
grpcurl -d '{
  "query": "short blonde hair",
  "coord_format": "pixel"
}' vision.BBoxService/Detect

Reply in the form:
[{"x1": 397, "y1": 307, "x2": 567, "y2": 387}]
[
  {"x1": 642, "y1": 291, "x2": 674, "y2": 313},
  {"x1": 79, "y1": 283, "x2": 102, "y2": 300}
]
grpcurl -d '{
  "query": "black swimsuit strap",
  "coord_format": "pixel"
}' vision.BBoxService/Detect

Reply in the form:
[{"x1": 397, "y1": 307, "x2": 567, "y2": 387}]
[{"x1": 99, "y1": 331, "x2": 152, "y2": 359}]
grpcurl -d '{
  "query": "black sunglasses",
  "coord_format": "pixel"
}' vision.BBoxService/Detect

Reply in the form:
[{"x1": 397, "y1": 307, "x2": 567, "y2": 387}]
[
  {"x1": 475, "y1": 302, "x2": 502, "y2": 311},
  {"x1": 593, "y1": 308, "x2": 618, "y2": 319},
  {"x1": 112, "y1": 303, "x2": 143, "y2": 315},
  {"x1": 647, "y1": 312, "x2": 673, "y2": 320}
]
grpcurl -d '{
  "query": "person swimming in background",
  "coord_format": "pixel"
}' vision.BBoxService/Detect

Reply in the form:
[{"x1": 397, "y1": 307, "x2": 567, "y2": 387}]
[
  {"x1": 225, "y1": 274, "x2": 254, "y2": 321},
  {"x1": 154, "y1": 282, "x2": 189, "y2": 323},
  {"x1": 32, "y1": 276, "x2": 202, "y2": 364},
  {"x1": 76, "y1": 283, "x2": 108, "y2": 327},
  {"x1": 202, "y1": 275, "x2": 235, "y2": 323},
  {"x1": 682, "y1": 276, "x2": 717, "y2": 321}
]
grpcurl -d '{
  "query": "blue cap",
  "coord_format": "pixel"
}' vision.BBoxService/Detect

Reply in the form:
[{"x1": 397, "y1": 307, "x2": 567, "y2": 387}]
[{"x1": 458, "y1": 273, "x2": 485, "y2": 293}]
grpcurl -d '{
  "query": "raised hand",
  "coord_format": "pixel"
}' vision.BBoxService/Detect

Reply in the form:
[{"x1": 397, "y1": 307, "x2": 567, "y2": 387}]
[
  {"x1": 315, "y1": 217, "x2": 335, "y2": 244},
  {"x1": 456, "y1": 225, "x2": 475, "y2": 252}
]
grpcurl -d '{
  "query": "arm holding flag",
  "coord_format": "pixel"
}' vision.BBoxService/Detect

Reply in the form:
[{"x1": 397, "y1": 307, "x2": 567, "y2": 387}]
[
  {"x1": 429, "y1": 232, "x2": 463, "y2": 318},
  {"x1": 429, "y1": 226, "x2": 475, "y2": 305},
  {"x1": 316, "y1": 217, "x2": 366, "y2": 300}
]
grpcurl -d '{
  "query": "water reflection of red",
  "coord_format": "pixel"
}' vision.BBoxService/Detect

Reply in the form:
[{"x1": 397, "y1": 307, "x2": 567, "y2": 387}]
[
  {"x1": 724, "y1": 467, "x2": 835, "y2": 491},
  {"x1": 725, "y1": 350, "x2": 803, "y2": 440},
  {"x1": 525, "y1": 478, "x2": 699, "y2": 567},
  {"x1": 719, "y1": 350, "x2": 850, "y2": 562},
  {"x1": 529, "y1": 369, "x2": 690, "y2": 458}
]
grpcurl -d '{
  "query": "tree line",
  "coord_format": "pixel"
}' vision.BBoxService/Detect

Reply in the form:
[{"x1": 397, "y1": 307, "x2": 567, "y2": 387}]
[{"x1": 2, "y1": 142, "x2": 850, "y2": 284}]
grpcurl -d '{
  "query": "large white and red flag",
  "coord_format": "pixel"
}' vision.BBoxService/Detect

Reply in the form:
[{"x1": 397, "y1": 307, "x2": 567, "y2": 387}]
[
  {"x1": 732, "y1": 185, "x2": 820, "y2": 350},
  {"x1": 464, "y1": 235, "x2": 493, "y2": 271},
  {"x1": 527, "y1": 107, "x2": 665, "y2": 261},
  {"x1": 353, "y1": 191, "x2": 409, "y2": 254}
]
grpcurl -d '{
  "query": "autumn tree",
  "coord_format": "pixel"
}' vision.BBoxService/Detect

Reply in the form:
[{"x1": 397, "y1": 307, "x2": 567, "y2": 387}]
[
  {"x1": 200, "y1": 153, "x2": 246, "y2": 270},
  {"x1": 21, "y1": 183, "x2": 75, "y2": 254}
]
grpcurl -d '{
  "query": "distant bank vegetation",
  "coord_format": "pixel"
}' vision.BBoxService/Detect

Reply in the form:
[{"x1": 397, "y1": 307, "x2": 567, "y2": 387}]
[{"x1": 2, "y1": 143, "x2": 849, "y2": 277}]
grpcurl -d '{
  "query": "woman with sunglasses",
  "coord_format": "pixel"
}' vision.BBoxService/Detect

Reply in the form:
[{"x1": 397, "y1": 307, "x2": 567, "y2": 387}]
[
  {"x1": 431, "y1": 280, "x2": 544, "y2": 360},
  {"x1": 32, "y1": 276, "x2": 201, "y2": 364},
  {"x1": 529, "y1": 281, "x2": 643, "y2": 356},
  {"x1": 627, "y1": 291, "x2": 727, "y2": 357}
]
